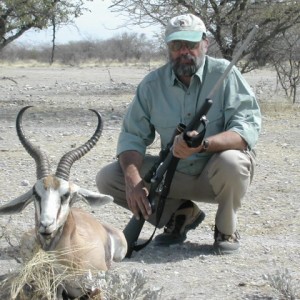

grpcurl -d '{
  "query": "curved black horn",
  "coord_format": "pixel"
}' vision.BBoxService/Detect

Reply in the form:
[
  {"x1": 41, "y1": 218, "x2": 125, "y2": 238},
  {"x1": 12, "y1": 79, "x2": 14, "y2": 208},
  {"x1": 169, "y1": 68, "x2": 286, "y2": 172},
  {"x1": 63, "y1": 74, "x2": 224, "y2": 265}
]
[
  {"x1": 55, "y1": 109, "x2": 103, "y2": 181},
  {"x1": 16, "y1": 106, "x2": 51, "y2": 179}
]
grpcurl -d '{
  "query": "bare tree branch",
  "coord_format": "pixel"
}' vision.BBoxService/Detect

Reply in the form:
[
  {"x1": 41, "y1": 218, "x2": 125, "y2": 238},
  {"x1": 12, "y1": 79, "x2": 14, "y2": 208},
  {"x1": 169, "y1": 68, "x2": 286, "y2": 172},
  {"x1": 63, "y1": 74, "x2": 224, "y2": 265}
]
[{"x1": 108, "y1": 0, "x2": 300, "y2": 73}]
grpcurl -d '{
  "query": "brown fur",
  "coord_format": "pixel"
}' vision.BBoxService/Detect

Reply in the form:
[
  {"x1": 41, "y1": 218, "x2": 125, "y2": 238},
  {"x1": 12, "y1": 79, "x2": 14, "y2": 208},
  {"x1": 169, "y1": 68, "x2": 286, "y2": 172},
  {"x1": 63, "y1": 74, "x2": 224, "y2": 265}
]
[
  {"x1": 22, "y1": 207, "x2": 127, "y2": 271},
  {"x1": 43, "y1": 175, "x2": 60, "y2": 190},
  {"x1": 20, "y1": 207, "x2": 127, "y2": 298},
  {"x1": 56, "y1": 208, "x2": 113, "y2": 271}
]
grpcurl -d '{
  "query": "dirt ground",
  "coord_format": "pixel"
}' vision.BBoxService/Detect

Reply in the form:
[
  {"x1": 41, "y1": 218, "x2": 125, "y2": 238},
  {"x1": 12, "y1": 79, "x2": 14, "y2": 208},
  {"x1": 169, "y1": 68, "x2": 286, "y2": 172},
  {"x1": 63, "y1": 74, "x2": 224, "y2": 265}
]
[{"x1": 0, "y1": 64, "x2": 299, "y2": 300}]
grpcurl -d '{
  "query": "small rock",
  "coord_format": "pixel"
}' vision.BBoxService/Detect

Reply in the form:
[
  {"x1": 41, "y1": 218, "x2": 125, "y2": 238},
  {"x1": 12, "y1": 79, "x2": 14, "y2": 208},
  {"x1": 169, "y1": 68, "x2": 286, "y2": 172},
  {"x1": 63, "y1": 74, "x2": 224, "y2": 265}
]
[{"x1": 21, "y1": 180, "x2": 30, "y2": 186}]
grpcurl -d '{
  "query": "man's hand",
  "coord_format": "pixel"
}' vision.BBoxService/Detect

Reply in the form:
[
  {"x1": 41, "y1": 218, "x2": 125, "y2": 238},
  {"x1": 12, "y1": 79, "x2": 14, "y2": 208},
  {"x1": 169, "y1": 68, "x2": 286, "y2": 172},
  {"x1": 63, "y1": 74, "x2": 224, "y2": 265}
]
[
  {"x1": 173, "y1": 131, "x2": 202, "y2": 158},
  {"x1": 173, "y1": 130, "x2": 248, "y2": 157},
  {"x1": 125, "y1": 176, "x2": 152, "y2": 220},
  {"x1": 119, "y1": 150, "x2": 152, "y2": 220}
]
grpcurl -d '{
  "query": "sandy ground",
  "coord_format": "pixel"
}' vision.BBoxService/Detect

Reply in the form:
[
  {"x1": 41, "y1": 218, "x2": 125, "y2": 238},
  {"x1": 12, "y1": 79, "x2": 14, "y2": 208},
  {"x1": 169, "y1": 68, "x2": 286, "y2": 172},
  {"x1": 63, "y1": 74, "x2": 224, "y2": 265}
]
[{"x1": 0, "y1": 64, "x2": 299, "y2": 299}]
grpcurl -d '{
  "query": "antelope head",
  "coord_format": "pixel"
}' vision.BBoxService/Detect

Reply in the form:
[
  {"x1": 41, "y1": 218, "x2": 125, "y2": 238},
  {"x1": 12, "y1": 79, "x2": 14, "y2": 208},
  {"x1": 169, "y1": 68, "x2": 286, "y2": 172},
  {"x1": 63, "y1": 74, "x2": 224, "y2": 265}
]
[{"x1": 0, "y1": 106, "x2": 113, "y2": 250}]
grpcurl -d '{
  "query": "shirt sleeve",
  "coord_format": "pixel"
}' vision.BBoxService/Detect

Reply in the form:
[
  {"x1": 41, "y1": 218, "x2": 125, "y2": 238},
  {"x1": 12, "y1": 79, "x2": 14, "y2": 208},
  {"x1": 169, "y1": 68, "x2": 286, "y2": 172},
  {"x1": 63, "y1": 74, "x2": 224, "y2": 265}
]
[
  {"x1": 223, "y1": 66, "x2": 262, "y2": 150},
  {"x1": 116, "y1": 82, "x2": 156, "y2": 157}
]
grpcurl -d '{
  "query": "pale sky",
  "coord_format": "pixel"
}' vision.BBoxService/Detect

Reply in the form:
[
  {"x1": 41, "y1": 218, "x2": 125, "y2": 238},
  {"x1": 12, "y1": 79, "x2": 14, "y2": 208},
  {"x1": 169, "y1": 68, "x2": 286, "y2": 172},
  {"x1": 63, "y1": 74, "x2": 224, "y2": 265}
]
[{"x1": 17, "y1": 0, "x2": 160, "y2": 45}]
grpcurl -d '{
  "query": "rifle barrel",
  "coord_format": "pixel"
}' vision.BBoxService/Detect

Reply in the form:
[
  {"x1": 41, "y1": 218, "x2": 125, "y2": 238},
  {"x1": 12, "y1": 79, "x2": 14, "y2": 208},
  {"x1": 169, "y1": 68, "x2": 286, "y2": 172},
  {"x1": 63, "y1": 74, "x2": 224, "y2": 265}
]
[{"x1": 207, "y1": 25, "x2": 259, "y2": 100}]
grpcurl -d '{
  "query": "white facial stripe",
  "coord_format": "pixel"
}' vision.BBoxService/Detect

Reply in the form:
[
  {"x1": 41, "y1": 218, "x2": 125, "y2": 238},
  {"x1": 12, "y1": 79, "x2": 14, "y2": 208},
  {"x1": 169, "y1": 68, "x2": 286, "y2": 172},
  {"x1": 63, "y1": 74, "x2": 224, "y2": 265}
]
[
  {"x1": 34, "y1": 177, "x2": 72, "y2": 233},
  {"x1": 38, "y1": 190, "x2": 59, "y2": 229}
]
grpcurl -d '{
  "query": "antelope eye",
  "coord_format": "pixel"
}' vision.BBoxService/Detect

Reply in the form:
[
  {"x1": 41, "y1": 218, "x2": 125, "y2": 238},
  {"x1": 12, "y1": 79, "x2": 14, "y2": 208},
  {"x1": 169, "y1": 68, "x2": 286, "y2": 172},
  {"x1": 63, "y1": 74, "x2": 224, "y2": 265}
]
[{"x1": 61, "y1": 192, "x2": 70, "y2": 203}]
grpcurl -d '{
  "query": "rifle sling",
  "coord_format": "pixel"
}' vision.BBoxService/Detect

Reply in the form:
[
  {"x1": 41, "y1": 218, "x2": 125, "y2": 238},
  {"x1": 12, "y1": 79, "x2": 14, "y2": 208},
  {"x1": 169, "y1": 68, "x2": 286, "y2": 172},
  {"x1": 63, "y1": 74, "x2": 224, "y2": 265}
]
[{"x1": 130, "y1": 156, "x2": 180, "y2": 253}]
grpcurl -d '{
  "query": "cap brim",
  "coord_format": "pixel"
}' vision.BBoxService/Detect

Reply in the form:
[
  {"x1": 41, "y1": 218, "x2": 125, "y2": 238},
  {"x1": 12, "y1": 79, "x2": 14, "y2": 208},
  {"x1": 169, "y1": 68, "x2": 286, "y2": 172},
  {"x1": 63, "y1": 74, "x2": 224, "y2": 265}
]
[{"x1": 165, "y1": 31, "x2": 204, "y2": 43}]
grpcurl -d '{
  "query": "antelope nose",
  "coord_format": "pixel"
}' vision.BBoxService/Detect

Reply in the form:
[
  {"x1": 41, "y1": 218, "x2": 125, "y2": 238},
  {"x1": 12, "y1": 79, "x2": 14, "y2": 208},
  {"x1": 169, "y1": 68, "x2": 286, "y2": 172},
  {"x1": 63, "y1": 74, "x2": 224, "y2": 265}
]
[{"x1": 40, "y1": 218, "x2": 55, "y2": 230}]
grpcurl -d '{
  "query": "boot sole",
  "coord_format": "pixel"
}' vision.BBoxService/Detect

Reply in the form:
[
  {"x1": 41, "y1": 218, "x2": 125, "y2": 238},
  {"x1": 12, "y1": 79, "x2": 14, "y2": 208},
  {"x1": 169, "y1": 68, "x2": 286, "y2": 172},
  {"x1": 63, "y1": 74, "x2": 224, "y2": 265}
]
[{"x1": 213, "y1": 241, "x2": 240, "y2": 255}]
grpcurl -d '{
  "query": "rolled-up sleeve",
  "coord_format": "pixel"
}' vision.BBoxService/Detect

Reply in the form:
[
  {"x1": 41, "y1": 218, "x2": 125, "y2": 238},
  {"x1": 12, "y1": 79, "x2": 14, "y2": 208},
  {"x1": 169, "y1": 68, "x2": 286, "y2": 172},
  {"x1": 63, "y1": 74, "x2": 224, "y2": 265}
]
[
  {"x1": 224, "y1": 67, "x2": 262, "y2": 149},
  {"x1": 117, "y1": 83, "x2": 155, "y2": 156}
]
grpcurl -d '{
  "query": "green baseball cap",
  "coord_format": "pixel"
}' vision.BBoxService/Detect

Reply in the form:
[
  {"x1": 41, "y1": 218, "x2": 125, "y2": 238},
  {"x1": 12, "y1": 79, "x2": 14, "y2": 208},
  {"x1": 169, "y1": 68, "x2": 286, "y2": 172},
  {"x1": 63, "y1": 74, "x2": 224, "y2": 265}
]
[{"x1": 165, "y1": 14, "x2": 207, "y2": 43}]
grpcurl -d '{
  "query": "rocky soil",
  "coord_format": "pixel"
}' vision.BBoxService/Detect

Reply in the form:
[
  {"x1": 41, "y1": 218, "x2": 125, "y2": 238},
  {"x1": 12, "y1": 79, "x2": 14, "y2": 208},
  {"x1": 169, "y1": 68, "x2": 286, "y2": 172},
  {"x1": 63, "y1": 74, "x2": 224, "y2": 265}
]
[{"x1": 0, "y1": 64, "x2": 299, "y2": 300}]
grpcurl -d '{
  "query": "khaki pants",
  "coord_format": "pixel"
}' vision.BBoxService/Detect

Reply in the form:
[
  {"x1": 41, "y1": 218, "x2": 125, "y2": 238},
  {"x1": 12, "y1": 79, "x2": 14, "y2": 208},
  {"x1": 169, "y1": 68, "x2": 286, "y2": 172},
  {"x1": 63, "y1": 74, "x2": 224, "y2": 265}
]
[{"x1": 96, "y1": 150, "x2": 256, "y2": 235}]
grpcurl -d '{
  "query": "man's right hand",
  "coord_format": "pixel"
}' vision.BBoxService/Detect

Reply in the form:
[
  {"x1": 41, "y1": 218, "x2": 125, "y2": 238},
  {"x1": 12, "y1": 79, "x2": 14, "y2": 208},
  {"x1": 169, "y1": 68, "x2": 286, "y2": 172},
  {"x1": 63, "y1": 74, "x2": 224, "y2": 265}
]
[
  {"x1": 119, "y1": 150, "x2": 152, "y2": 220},
  {"x1": 125, "y1": 178, "x2": 152, "y2": 220}
]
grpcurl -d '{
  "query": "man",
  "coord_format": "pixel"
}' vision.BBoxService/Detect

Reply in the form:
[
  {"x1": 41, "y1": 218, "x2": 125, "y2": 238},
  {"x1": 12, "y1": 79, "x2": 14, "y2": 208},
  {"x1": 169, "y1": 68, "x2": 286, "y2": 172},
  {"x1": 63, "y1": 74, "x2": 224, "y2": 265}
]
[{"x1": 96, "y1": 14, "x2": 261, "y2": 254}]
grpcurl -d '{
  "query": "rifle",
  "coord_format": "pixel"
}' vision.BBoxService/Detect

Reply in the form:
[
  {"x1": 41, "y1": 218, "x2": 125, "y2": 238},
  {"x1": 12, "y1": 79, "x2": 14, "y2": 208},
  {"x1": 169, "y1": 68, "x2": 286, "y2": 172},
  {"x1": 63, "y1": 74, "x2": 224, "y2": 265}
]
[
  {"x1": 123, "y1": 25, "x2": 259, "y2": 258},
  {"x1": 123, "y1": 98, "x2": 212, "y2": 257}
]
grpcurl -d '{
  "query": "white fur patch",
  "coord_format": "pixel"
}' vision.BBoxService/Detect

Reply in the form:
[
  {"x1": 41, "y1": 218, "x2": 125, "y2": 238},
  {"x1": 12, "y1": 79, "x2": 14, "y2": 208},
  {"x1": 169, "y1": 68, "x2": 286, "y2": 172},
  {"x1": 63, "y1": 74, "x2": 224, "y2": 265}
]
[{"x1": 109, "y1": 234, "x2": 115, "y2": 261}]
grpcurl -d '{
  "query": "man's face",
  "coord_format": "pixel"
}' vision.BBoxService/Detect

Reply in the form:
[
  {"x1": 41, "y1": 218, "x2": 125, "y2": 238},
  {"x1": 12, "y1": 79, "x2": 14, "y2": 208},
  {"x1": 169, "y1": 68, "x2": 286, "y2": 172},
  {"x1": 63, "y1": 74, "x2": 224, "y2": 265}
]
[{"x1": 168, "y1": 40, "x2": 208, "y2": 77}]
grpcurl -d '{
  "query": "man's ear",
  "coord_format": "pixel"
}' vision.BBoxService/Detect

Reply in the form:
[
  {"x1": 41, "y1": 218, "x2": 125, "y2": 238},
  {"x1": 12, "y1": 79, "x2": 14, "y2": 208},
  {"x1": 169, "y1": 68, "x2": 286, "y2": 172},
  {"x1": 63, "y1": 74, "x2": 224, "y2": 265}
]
[{"x1": 202, "y1": 38, "x2": 209, "y2": 52}]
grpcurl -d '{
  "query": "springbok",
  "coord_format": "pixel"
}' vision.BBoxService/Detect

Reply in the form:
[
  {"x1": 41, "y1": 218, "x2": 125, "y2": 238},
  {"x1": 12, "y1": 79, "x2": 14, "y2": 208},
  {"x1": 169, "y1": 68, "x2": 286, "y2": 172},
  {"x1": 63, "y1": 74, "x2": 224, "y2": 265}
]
[{"x1": 0, "y1": 106, "x2": 127, "y2": 298}]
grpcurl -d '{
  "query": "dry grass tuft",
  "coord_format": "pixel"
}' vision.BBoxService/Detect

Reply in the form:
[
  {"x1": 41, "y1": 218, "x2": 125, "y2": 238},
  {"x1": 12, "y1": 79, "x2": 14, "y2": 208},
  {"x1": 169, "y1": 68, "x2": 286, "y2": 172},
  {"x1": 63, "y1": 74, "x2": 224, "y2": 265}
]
[
  {"x1": 265, "y1": 268, "x2": 300, "y2": 300},
  {"x1": 0, "y1": 246, "x2": 162, "y2": 300},
  {"x1": 0, "y1": 247, "x2": 104, "y2": 300}
]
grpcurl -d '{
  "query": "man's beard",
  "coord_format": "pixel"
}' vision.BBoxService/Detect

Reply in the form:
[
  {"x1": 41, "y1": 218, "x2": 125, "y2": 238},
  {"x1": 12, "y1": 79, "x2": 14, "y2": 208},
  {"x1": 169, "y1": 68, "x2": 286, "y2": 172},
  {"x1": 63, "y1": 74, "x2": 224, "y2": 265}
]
[{"x1": 171, "y1": 53, "x2": 204, "y2": 77}]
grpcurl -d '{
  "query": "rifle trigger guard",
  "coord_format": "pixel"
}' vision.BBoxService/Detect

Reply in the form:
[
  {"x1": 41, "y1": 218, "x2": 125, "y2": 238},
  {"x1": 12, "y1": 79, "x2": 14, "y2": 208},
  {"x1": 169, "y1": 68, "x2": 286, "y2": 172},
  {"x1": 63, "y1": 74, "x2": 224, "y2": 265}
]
[{"x1": 184, "y1": 117, "x2": 208, "y2": 148}]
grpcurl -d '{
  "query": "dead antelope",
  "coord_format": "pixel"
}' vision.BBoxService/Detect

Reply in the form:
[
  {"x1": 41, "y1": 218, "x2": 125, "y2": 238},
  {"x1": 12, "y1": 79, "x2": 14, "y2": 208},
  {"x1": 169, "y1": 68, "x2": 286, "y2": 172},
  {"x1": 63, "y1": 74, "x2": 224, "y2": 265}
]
[{"x1": 0, "y1": 106, "x2": 127, "y2": 298}]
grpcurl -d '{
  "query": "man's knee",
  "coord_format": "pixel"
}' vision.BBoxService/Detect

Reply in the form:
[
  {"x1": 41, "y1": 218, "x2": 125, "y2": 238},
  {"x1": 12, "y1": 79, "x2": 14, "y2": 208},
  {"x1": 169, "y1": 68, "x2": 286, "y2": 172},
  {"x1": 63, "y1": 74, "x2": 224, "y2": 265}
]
[
  {"x1": 213, "y1": 150, "x2": 251, "y2": 179},
  {"x1": 95, "y1": 164, "x2": 109, "y2": 194},
  {"x1": 219, "y1": 150, "x2": 250, "y2": 175},
  {"x1": 96, "y1": 161, "x2": 121, "y2": 195}
]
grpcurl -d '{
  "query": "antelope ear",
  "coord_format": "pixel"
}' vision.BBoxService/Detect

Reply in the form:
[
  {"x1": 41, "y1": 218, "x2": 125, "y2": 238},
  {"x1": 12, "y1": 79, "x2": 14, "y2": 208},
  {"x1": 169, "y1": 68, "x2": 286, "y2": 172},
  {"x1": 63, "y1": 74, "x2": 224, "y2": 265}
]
[
  {"x1": 0, "y1": 188, "x2": 34, "y2": 215},
  {"x1": 77, "y1": 187, "x2": 113, "y2": 207}
]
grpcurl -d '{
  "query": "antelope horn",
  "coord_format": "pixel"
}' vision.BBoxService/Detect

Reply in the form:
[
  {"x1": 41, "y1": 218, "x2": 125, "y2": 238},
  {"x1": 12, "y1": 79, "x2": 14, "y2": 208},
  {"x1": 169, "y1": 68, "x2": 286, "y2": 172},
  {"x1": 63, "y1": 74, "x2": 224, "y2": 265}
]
[
  {"x1": 16, "y1": 106, "x2": 51, "y2": 179},
  {"x1": 55, "y1": 109, "x2": 103, "y2": 181}
]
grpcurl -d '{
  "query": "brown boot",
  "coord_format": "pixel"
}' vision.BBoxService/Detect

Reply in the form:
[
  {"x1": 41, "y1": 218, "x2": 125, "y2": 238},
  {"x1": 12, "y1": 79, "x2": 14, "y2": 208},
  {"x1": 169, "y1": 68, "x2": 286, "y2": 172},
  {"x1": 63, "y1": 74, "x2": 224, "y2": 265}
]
[{"x1": 154, "y1": 200, "x2": 205, "y2": 246}]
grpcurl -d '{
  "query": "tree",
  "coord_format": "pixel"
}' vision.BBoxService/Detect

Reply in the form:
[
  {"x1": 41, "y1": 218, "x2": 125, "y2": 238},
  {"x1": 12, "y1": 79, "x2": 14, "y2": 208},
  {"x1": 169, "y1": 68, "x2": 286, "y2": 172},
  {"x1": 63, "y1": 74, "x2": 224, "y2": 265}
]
[
  {"x1": 0, "y1": 0, "x2": 92, "y2": 51},
  {"x1": 108, "y1": 0, "x2": 300, "y2": 72},
  {"x1": 270, "y1": 27, "x2": 300, "y2": 103}
]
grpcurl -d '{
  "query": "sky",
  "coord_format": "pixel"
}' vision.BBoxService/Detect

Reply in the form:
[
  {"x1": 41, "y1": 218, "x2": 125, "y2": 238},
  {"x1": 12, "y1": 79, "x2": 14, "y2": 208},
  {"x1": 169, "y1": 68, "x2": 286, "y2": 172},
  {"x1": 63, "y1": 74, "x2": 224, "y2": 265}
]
[{"x1": 17, "y1": 0, "x2": 161, "y2": 46}]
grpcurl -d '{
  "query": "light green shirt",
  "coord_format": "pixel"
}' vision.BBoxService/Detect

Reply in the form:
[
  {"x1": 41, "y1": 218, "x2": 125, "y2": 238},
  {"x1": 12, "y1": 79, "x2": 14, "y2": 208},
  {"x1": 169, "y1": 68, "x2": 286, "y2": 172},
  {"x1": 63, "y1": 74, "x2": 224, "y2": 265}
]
[{"x1": 117, "y1": 56, "x2": 261, "y2": 175}]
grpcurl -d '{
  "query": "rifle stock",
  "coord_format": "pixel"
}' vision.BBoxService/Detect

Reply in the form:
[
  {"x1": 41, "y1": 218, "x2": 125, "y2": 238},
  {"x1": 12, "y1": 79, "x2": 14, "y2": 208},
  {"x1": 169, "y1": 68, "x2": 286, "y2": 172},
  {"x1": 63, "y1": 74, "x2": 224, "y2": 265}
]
[
  {"x1": 123, "y1": 216, "x2": 145, "y2": 258},
  {"x1": 123, "y1": 177, "x2": 159, "y2": 258}
]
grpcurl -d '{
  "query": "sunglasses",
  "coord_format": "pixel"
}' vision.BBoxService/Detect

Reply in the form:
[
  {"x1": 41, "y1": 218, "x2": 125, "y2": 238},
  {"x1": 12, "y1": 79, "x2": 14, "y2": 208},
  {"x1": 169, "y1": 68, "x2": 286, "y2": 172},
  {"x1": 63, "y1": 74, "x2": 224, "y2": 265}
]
[{"x1": 168, "y1": 41, "x2": 200, "y2": 51}]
